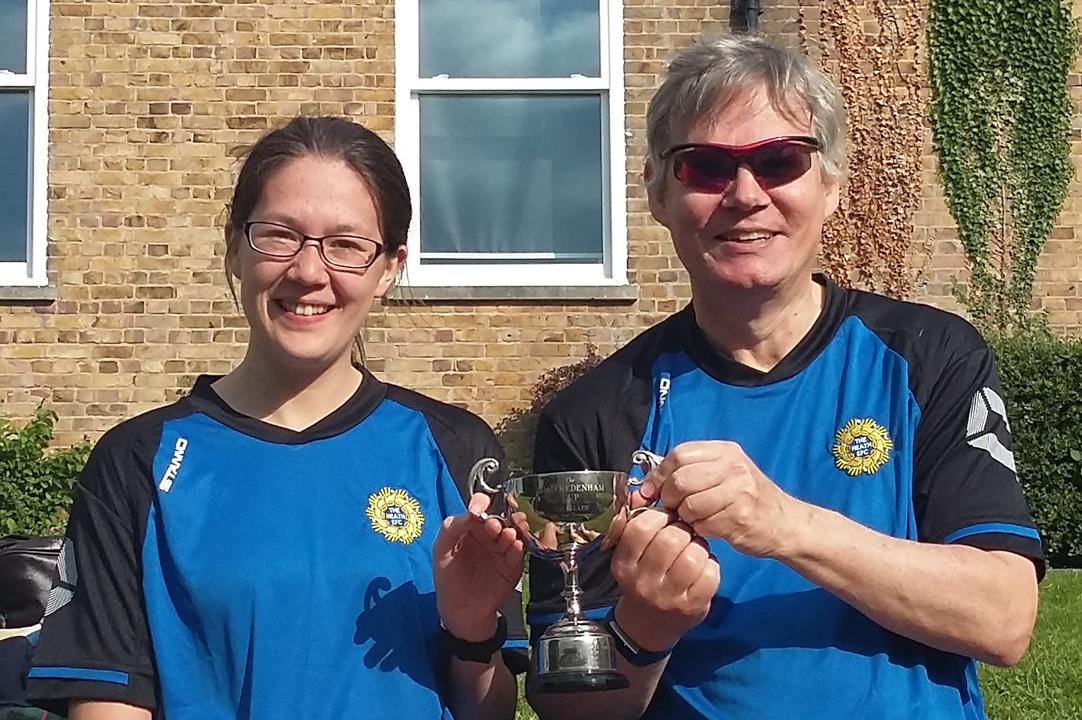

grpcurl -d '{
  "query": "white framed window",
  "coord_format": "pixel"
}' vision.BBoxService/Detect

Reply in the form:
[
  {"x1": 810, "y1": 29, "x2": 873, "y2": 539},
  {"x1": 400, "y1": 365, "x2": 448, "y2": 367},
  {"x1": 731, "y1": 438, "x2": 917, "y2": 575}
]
[
  {"x1": 0, "y1": 0, "x2": 49, "y2": 287},
  {"x1": 395, "y1": 0, "x2": 626, "y2": 287}
]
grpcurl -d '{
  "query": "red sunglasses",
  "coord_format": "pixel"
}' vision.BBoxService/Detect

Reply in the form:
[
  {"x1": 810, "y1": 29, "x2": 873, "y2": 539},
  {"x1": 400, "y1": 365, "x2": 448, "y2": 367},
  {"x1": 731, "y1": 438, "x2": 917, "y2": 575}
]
[{"x1": 660, "y1": 135, "x2": 821, "y2": 193}]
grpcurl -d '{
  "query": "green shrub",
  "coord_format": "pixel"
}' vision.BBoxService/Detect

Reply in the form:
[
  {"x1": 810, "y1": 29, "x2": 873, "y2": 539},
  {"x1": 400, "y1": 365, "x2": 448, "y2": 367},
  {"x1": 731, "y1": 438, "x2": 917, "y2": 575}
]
[
  {"x1": 989, "y1": 332, "x2": 1082, "y2": 566},
  {"x1": 0, "y1": 407, "x2": 91, "y2": 535}
]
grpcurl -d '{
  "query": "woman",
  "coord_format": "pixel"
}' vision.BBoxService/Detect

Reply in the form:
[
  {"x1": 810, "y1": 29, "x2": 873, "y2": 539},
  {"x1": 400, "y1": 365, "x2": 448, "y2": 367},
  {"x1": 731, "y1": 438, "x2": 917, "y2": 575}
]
[{"x1": 25, "y1": 117, "x2": 526, "y2": 720}]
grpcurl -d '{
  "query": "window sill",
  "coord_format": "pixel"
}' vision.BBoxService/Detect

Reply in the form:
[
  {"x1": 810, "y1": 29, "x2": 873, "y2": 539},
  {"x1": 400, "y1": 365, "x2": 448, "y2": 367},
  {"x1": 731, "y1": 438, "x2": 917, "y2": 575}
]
[
  {"x1": 386, "y1": 284, "x2": 639, "y2": 304},
  {"x1": 0, "y1": 284, "x2": 56, "y2": 302}
]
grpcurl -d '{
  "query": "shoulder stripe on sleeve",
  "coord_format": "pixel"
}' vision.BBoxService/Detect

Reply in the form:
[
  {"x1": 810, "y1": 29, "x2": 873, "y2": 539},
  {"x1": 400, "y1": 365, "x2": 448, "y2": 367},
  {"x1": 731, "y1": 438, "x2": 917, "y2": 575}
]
[
  {"x1": 966, "y1": 386, "x2": 1010, "y2": 433},
  {"x1": 43, "y1": 539, "x2": 77, "y2": 617},
  {"x1": 942, "y1": 523, "x2": 1040, "y2": 544},
  {"x1": 967, "y1": 434, "x2": 1016, "y2": 473},
  {"x1": 965, "y1": 387, "x2": 1016, "y2": 471},
  {"x1": 28, "y1": 667, "x2": 130, "y2": 685}
]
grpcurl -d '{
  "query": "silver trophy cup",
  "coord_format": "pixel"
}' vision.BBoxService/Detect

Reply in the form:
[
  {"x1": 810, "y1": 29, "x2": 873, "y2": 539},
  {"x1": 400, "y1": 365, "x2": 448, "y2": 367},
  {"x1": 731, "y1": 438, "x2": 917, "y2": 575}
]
[{"x1": 470, "y1": 450, "x2": 661, "y2": 693}]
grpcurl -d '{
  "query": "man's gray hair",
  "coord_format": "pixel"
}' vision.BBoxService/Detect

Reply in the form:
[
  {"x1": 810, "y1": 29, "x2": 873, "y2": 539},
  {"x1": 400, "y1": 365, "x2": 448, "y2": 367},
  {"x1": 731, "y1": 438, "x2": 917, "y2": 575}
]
[{"x1": 646, "y1": 35, "x2": 847, "y2": 188}]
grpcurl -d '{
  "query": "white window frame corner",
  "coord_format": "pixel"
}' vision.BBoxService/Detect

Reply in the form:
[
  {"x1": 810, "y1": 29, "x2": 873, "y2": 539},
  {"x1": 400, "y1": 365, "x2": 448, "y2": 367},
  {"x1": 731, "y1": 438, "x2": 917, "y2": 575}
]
[{"x1": 0, "y1": 0, "x2": 49, "y2": 288}]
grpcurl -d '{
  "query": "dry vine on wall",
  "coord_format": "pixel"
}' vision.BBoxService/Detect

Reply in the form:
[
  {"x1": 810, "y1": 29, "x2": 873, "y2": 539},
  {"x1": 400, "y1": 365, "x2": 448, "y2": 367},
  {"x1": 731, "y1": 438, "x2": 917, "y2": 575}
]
[{"x1": 801, "y1": 0, "x2": 929, "y2": 298}]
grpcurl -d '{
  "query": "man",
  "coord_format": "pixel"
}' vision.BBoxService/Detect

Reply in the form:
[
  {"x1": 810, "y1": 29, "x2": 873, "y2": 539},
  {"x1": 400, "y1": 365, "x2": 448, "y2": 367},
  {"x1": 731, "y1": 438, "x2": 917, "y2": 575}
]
[{"x1": 526, "y1": 35, "x2": 1042, "y2": 720}]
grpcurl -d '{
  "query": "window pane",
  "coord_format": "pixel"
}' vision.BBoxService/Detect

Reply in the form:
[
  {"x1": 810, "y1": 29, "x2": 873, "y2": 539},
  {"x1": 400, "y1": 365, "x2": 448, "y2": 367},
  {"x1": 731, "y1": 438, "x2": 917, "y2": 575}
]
[
  {"x1": 0, "y1": 0, "x2": 28, "y2": 74},
  {"x1": 419, "y1": 0, "x2": 600, "y2": 78},
  {"x1": 419, "y1": 95, "x2": 604, "y2": 263},
  {"x1": 0, "y1": 91, "x2": 30, "y2": 262}
]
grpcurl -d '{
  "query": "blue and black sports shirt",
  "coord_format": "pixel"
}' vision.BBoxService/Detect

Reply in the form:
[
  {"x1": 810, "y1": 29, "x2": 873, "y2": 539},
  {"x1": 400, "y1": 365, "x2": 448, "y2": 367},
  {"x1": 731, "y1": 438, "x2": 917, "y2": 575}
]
[
  {"x1": 530, "y1": 275, "x2": 1043, "y2": 720},
  {"x1": 27, "y1": 369, "x2": 527, "y2": 719}
]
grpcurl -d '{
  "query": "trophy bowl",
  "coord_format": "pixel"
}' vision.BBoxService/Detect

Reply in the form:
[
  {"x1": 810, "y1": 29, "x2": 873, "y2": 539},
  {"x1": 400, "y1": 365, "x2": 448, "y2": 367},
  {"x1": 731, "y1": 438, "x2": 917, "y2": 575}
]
[
  {"x1": 507, "y1": 469, "x2": 629, "y2": 560},
  {"x1": 471, "y1": 451, "x2": 660, "y2": 694}
]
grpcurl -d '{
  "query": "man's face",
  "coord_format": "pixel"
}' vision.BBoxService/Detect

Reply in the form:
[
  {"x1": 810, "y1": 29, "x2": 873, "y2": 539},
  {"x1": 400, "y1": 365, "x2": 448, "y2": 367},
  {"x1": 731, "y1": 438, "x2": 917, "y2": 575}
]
[{"x1": 647, "y1": 86, "x2": 840, "y2": 297}]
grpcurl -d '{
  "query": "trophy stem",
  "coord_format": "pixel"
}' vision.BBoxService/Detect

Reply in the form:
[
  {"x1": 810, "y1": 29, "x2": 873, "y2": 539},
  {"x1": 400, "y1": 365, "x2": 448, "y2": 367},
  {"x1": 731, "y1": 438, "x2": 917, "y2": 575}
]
[{"x1": 560, "y1": 544, "x2": 584, "y2": 622}]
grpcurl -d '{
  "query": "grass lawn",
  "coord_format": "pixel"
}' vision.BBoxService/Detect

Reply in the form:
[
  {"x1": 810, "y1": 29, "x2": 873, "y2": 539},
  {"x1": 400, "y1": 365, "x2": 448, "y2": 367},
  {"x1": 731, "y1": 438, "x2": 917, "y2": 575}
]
[
  {"x1": 980, "y1": 569, "x2": 1082, "y2": 719},
  {"x1": 515, "y1": 674, "x2": 539, "y2": 720},
  {"x1": 513, "y1": 569, "x2": 1082, "y2": 719}
]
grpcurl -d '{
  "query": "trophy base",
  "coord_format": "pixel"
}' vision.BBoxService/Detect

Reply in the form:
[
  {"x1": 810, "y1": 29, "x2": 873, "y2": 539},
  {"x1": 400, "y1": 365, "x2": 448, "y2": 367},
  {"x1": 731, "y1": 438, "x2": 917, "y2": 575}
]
[
  {"x1": 531, "y1": 619, "x2": 630, "y2": 694},
  {"x1": 531, "y1": 668, "x2": 630, "y2": 694}
]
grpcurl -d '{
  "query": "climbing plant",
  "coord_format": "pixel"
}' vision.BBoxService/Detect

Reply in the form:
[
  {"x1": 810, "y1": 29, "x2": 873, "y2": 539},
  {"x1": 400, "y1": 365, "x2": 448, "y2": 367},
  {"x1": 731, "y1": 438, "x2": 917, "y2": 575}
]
[
  {"x1": 928, "y1": 0, "x2": 1075, "y2": 333},
  {"x1": 802, "y1": 0, "x2": 929, "y2": 299}
]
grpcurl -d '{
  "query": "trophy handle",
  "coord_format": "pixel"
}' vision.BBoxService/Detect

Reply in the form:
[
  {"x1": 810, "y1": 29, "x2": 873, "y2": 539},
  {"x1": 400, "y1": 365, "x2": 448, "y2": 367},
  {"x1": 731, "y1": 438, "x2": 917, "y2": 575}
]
[
  {"x1": 468, "y1": 457, "x2": 507, "y2": 521},
  {"x1": 630, "y1": 449, "x2": 662, "y2": 481},
  {"x1": 628, "y1": 449, "x2": 663, "y2": 509}
]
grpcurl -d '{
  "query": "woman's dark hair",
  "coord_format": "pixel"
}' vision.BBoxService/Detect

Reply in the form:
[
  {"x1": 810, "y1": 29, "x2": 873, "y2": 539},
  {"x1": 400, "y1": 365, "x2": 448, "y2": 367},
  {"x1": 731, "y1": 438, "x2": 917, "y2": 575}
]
[{"x1": 224, "y1": 116, "x2": 412, "y2": 273}]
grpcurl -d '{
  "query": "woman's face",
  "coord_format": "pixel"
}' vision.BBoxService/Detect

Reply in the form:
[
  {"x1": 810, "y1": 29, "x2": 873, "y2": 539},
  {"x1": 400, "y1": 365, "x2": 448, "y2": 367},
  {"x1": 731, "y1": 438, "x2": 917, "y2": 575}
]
[{"x1": 228, "y1": 154, "x2": 404, "y2": 374}]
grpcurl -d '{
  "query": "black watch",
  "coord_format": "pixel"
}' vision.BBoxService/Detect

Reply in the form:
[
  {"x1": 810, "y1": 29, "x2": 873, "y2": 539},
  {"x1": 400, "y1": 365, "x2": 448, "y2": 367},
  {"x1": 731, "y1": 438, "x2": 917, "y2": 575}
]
[
  {"x1": 604, "y1": 607, "x2": 675, "y2": 667},
  {"x1": 440, "y1": 612, "x2": 507, "y2": 663}
]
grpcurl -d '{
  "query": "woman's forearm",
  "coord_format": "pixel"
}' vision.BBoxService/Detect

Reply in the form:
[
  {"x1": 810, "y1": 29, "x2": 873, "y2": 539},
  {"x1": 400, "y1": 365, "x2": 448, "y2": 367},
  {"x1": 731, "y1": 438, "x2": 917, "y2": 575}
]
[
  {"x1": 447, "y1": 655, "x2": 519, "y2": 720},
  {"x1": 70, "y1": 700, "x2": 152, "y2": 720}
]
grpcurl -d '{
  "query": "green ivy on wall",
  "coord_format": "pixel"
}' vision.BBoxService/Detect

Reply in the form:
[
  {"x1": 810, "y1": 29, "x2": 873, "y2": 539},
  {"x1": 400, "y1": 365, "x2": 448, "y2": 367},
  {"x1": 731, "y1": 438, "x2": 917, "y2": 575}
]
[{"x1": 929, "y1": 0, "x2": 1076, "y2": 332}]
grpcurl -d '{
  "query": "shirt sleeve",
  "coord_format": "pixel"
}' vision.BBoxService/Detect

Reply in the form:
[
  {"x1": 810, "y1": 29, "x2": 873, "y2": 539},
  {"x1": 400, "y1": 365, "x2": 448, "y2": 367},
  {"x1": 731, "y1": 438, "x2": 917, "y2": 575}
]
[
  {"x1": 913, "y1": 338, "x2": 1045, "y2": 578},
  {"x1": 26, "y1": 426, "x2": 159, "y2": 711}
]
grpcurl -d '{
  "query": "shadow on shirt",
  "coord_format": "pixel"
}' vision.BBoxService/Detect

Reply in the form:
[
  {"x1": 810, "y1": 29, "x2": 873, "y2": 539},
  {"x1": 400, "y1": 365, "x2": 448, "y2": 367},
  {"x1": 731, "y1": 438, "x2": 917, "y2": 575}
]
[
  {"x1": 673, "y1": 588, "x2": 969, "y2": 689},
  {"x1": 353, "y1": 576, "x2": 444, "y2": 692}
]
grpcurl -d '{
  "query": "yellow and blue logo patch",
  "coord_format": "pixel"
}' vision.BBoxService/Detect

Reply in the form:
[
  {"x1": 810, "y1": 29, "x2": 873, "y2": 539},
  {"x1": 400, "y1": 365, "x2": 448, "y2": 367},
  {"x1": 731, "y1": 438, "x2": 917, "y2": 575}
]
[
  {"x1": 366, "y1": 487, "x2": 425, "y2": 544},
  {"x1": 832, "y1": 418, "x2": 893, "y2": 476}
]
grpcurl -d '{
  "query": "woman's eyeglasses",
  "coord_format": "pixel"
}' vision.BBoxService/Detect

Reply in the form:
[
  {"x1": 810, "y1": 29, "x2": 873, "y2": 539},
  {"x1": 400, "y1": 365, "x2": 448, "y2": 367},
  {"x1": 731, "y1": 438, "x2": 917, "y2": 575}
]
[
  {"x1": 243, "y1": 221, "x2": 384, "y2": 270},
  {"x1": 660, "y1": 135, "x2": 821, "y2": 193}
]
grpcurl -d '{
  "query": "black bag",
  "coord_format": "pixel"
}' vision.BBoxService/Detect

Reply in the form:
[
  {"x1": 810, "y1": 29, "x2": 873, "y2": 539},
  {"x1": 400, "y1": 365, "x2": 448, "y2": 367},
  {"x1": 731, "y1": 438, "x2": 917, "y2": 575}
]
[{"x1": 0, "y1": 537, "x2": 62, "y2": 629}]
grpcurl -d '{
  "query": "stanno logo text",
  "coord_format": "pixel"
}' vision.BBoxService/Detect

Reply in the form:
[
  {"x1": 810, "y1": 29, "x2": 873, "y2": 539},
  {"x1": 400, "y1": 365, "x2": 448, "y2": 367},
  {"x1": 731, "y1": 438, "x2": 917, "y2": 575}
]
[{"x1": 158, "y1": 437, "x2": 188, "y2": 492}]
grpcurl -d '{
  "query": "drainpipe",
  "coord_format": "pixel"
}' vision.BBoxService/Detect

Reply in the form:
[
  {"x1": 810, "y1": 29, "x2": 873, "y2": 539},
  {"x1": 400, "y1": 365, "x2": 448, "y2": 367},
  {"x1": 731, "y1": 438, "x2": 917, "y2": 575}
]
[{"x1": 731, "y1": 0, "x2": 762, "y2": 32}]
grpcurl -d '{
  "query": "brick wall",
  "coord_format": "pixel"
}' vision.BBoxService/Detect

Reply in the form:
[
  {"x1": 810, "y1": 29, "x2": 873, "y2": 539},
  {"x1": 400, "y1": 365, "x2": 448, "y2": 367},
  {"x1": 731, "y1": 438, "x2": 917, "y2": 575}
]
[{"x1": 0, "y1": 0, "x2": 1079, "y2": 446}]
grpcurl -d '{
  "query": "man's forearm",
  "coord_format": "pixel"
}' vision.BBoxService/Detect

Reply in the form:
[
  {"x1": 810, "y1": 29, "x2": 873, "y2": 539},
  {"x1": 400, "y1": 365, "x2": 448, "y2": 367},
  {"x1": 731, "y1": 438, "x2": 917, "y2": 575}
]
[{"x1": 779, "y1": 502, "x2": 1038, "y2": 666}]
